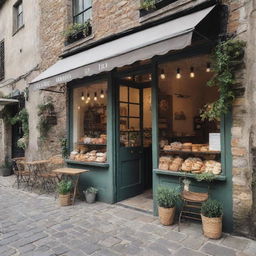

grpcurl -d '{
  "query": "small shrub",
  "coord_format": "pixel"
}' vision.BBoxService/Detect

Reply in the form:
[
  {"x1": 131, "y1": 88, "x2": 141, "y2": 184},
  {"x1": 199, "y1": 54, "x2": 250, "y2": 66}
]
[
  {"x1": 156, "y1": 186, "x2": 180, "y2": 208},
  {"x1": 141, "y1": 0, "x2": 156, "y2": 10},
  {"x1": 86, "y1": 187, "x2": 98, "y2": 194},
  {"x1": 195, "y1": 172, "x2": 216, "y2": 182},
  {"x1": 57, "y1": 180, "x2": 72, "y2": 195},
  {"x1": 201, "y1": 199, "x2": 223, "y2": 218}
]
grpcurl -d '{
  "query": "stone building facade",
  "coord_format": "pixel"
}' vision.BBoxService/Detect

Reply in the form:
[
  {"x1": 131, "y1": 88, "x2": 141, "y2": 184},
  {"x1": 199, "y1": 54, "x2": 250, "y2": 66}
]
[{"x1": 1, "y1": 0, "x2": 256, "y2": 238}]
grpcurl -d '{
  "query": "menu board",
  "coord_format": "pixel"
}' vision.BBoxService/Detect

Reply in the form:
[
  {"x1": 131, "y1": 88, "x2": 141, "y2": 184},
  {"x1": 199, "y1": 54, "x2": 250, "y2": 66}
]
[{"x1": 209, "y1": 133, "x2": 221, "y2": 151}]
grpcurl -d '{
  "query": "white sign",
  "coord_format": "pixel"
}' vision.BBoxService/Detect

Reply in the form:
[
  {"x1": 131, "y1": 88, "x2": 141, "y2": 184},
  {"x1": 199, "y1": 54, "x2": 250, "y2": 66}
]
[{"x1": 209, "y1": 133, "x2": 221, "y2": 151}]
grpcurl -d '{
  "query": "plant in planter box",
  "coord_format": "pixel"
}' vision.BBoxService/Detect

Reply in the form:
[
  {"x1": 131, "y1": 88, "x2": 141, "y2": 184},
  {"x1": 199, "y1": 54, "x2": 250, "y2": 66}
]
[
  {"x1": 63, "y1": 21, "x2": 92, "y2": 44},
  {"x1": 140, "y1": 0, "x2": 156, "y2": 11},
  {"x1": 201, "y1": 199, "x2": 223, "y2": 239},
  {"x1": 84, "y1": 187, "x2": 98, "y2": 204},
  {"x1": 157, "y1": 186, "x2": 180, "y2": 225},
  {"x1": 57, "y1": 180, "x2": 73, "y2": 206},
  {"x1": 0, "y1": 156, "x2": 12, "y2": 177}
]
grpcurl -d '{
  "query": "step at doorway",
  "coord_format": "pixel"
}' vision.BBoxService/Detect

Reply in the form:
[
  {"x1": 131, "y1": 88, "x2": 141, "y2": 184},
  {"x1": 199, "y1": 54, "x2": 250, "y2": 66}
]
[{"x1": 117, "y1": 190, "x2": 153, "y2": 214}]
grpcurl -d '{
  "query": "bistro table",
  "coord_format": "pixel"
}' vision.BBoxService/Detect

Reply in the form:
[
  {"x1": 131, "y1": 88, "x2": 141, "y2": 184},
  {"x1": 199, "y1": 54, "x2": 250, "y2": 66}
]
[{"x1": 52, "y1": 168, "x2": 89, "y2": 205}]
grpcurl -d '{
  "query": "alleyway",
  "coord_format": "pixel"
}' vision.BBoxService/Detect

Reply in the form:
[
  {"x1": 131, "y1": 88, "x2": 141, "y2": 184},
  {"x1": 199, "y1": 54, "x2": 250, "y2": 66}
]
[{"x1": 0, "y1": 177, "x2": 255, "y2": 256}]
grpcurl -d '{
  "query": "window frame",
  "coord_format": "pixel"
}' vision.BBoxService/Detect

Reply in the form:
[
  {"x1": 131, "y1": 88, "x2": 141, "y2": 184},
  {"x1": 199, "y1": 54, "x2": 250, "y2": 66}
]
[
  {"x1": 13, "y1": 0, "x2": 24, "y2": 34},
  {"x1": 0, "y1": 40, "x2": 5, "y2": 82},
  {"x1": 72, "y1": 0, "x2": 92, "y2": 24}
]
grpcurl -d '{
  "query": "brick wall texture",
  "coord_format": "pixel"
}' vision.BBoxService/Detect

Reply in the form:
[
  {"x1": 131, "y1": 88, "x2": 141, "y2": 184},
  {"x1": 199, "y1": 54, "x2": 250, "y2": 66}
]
[{"x1": 33, "y1": 0, "x2": 256, "y2": 237}]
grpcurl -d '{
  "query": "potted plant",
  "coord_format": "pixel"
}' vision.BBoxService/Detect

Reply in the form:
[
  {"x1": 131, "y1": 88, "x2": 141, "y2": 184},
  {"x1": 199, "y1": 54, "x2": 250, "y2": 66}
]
[
  {"x1": 156, "y1": 186, "x2": 180, "y2": 226},
  {"x1": 57, "y1": 180, "x2": 72, "y2": 206},
  {"x1": 0, "y1": 156, "x2": 12, "y2": 177},
  {"x1": 84, "y1": 187, "x2": 98, "y2": 203},
  {"x1": 201, "y1": 199, "x2": 223, "y2": 239}
]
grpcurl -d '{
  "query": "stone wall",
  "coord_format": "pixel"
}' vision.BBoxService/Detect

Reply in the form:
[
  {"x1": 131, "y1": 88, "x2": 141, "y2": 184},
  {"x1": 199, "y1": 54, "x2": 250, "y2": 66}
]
[{"x1": 223, "y1": 0, "x2": 256, "y2": 237}]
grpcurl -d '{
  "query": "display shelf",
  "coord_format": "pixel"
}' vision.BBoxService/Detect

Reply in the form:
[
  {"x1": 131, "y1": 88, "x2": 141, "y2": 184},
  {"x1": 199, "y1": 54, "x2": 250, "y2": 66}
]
[
  {"x1": 66, "y1": 159, "x2": 109, "y2": 168},
  {"x1": 153, "y1": 169, "x2": 226, "y2": 181},
  {"x1": 160, "y1": 150, "x2": 221, "y2": 155}
]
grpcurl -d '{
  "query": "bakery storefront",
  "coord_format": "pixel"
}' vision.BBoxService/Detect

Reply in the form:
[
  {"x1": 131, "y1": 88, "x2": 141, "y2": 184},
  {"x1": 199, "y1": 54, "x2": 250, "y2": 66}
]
[{"x1": 31, "y1": 4, "x2": 233, "y2": 231}]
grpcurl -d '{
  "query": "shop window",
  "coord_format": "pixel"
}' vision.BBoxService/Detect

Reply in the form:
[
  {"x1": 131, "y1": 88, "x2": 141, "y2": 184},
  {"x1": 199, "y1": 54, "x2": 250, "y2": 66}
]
[
  {"x1": 73, "y1": 0, "x2": 92, "y2": 24},
  {"x1": 0, "y1": 40, "x2": 4, "y2": 81},
  {"x1": 13, "y1": 0, "x2": 24, "y2": 33},
  {"x1": 158, "y1": 55, "x2": 222, "y2": 176},
  {"x1": 70, "y1": 80, "x2": 107, "y2": 163}
]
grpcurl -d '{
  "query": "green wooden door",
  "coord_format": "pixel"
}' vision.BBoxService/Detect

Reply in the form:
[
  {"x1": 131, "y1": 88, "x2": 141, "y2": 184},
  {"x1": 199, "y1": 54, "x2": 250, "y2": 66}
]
[{"x1": 117, "y1": 82, "x2": 145, "y2": 201}]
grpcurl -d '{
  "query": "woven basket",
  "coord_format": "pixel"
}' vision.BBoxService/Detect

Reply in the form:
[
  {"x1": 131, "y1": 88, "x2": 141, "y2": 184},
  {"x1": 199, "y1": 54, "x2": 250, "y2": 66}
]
[
  {"x1": 201, "y1": 214, "x2": 222, "y2": 239},
  {"x1": 59, "y1": 193, "x2": 71, "y2": 206},
  {"x1": 158, "y1": 206, "x2": 176, "y2": 226}
]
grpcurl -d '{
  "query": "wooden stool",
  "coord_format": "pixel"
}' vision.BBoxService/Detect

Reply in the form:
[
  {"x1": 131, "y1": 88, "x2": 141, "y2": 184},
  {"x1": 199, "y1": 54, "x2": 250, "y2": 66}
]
[{"x1": 178, "y1": 190, "x2": 209, "y2": 231}]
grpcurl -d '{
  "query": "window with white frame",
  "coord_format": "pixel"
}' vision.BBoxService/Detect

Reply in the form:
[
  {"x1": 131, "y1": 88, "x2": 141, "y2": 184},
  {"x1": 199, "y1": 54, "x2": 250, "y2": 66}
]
[
  {"x1": 73, "y1": 0, "x2": 92, "y2": 24},
  {"x1": 13, "y1": 0, "x2": 23, "y2": 33}
]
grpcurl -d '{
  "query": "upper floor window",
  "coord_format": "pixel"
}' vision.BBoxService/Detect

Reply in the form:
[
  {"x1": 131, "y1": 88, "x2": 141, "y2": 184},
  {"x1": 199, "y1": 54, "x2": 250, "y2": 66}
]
[
  {"x1": 73, "y1": 0, "x2": 92, "y2": 24},
  {"x1": 13, "y1": 0, "x2": 24, "y2": 33},
  {"x1": 0, "y1": 40, "x2": 4, "y2": 81}
]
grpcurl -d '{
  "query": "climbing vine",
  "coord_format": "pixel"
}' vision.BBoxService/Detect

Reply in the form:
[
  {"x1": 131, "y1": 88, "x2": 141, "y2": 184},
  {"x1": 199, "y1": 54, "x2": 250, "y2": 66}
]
[
  {"x1": 37, "y1": 99, "x2": 55, "y2": 141},
  {"x1": 201, "y1": 39, "x2": 246, "y2": 121}
]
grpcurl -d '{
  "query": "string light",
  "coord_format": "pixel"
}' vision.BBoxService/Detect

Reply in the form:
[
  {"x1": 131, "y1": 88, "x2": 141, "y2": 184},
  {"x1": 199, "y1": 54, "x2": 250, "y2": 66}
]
[
  {"x1": 81, "y1": 92, "x2": 85, "y2": 101},
  {"x1": 100, "y1": 90, "x2": 104, "y2": 99},
  {"x1": 176, "y1": 68, "x2": 181, "y2": 79},
  {"x1": 160, "y1": 69, "x2": 166, "y2": 80},
  {"x1": 206, "y1": 62, "x2": 211, "y2": 72},
  {"x1": 77, "y1": 106, "x2": 81, "y2": 110},
  {"x1": 149, "y1": 74, "x2": 152, "y2": 81},
  {"x1": 94, "y1": 92, "x2": 97, "y2": 101},
  {"x1": 190, "y1": 67, "x2": 195, "y2": 78}
]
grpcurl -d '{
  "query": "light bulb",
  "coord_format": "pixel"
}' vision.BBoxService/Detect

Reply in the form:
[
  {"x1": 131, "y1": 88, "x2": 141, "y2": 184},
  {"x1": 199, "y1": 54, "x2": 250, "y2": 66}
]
[
  {"x1": 87, "y1": 93, "x2": 90, "y2": 101},
  {"x1": 100, "y1": 90, "x2": 104, "y2": 99},
  {"x1": 190, "y1": 67, "x2": 195, "y2": 78},
  {"x1": 77, "y1": 106, "x2": 80, "y2": 110},
  {"x1": 149, "y1": 74, "x2": 152, "y2": 81},
  {"x1": 206, "y1": 62, "x2": 211, "y2": 72},
  {"x1": 94, "y1": 92, "x2": 97, "y2": 101},
  {"x1": 81, "y1": 92, "x2": 85, "y2": 101},
  {"x1": 176, "y1": 68, "x2": 181, "y2": 79},
  {"x1": 160, "y1": 69, "x2": 166, "y2": 80}
]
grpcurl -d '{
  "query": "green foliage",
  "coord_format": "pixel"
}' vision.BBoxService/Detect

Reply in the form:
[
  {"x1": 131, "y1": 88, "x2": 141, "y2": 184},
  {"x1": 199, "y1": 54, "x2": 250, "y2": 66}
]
[
  {"x1": 57, "y1": 180, "x2": 73, "y2": 195},
  {"x1": 86, "y1": 187, "x2": 98, "y2": 194},
  {"x1": 60, "y1": 137, "x2": 69, "y2": 159},
  {"x1": 62, "y1": 21, "x2": 91, "y2": 39},
  {"x1": 156, "y1": 186, "x2": 180, "y2": 208},
  {"x1": 141, "y1": 0, "x2": 156, "y2": 10},
  {"x1": 0, "y1": 105, "x2": 13, "y2": 124},
  {"x1": 201, "y1": 39, "x2": 246, "y2": 121},
  {"x1": 201, "y1": 199, "x2": 223, "y2": 218},
  {"x1": 195, "y1": 172, "x2": 216, "y2": 182},
  {"x1": 37, "y1": 100, "x2": 55, "y2": 141}
]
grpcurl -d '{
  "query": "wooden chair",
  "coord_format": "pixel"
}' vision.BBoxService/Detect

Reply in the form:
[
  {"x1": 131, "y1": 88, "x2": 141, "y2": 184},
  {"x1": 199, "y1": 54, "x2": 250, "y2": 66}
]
[
  {"x1": 178, "y1": 189, "x2": 209, "y2": 232},
  {"x1": 13, "y1": 159, "x2": 30, "y2": 189}
]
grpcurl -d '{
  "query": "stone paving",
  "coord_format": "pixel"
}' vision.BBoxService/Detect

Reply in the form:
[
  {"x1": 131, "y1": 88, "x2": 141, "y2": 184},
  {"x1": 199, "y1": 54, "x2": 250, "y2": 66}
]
[{"x1": 0, "y1": 176, "x2": 255, "y2": 256}]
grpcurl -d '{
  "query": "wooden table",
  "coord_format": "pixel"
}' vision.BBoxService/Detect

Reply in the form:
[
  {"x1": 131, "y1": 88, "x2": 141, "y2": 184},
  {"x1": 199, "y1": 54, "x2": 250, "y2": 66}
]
[{"x1": 52, "y1": 168, "x2": 90, "y2": 205}]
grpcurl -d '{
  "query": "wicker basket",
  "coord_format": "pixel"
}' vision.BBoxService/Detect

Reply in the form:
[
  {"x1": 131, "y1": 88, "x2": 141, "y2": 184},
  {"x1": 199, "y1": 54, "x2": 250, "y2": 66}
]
[
  {"x1": 201, "y1": 214, "x2": 222, "y2": 239},
  {"x1": 59, "y1": 193, "x2": 71, "y2": 206},
  {"x1": 158, "y1": 206, "x2": 176, "y2": 226}
]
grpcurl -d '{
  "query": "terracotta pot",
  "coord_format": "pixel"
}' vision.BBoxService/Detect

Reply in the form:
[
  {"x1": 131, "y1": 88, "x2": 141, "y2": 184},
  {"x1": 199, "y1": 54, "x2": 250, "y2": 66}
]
[
  {"x1": 59, "y1": 193, "x2": 71, "y2": 206},
  {"x1": 158, "y1": 206, "x2": 176, "y2": 226},
  {"x1": 201, "y1": 214, "x2": 222, "y2": 239}
]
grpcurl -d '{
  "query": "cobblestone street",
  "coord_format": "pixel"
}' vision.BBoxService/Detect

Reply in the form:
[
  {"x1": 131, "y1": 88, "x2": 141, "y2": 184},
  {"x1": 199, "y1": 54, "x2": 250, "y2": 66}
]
[{"x1": 0, "y1": 177, "x2": 255, "y2": 256}]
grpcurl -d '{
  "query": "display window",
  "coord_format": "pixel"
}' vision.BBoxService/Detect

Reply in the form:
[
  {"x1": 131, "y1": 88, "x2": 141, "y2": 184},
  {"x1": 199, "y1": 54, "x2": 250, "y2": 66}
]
[
  {"x1": 70, "y1": 80, "x2": 107, "y2": 163},
  {"x1": 158, "y1": 55, "x2": 222, "y2": 175}
]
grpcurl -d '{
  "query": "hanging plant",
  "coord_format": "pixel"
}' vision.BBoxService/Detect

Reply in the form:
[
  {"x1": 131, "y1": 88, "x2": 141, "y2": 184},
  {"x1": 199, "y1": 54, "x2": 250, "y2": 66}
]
[
  {"x1": 200, "y1": 39, "x2": 246, "y2": 121},
  {"x1": 37, "y1": 100, "x2": 56, "y2": 141},
  {"x1": 11, "y1": 108, "x2": 29, "y2": 149},
  {"x1": 140, "y1": 0, "x2": 156, "y2": 10}
]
